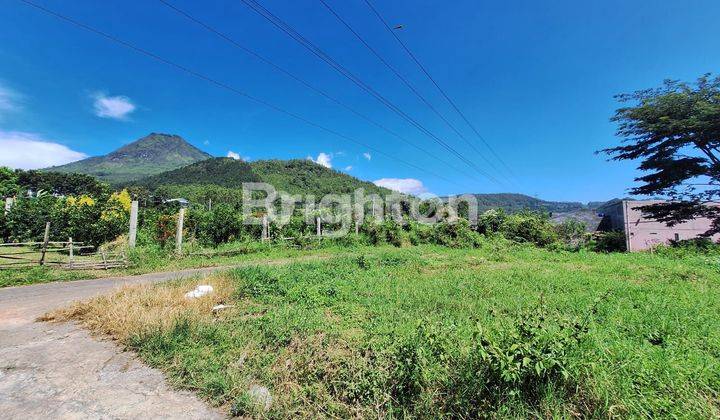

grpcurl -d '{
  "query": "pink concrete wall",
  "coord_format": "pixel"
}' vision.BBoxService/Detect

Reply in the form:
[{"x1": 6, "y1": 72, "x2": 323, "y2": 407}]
[{"x1": 623, "y1": 200, "x2": 720, "y2": 251}]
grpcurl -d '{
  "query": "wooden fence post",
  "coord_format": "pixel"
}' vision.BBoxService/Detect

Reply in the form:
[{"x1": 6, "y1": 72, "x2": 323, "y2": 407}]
[
  {"x1": 68, "y1": 237, "x2": 74, "y2": 268},
  {"x1": 262, "y1": 214, "x2": 268, "y2": 242},
  {"x1": 39, "y1": 222, "x2": 50, "y2": 266},
  {"x1": 176, "y1": 208, "x2": 185, "y2": 255},
  {"x1": 128, "y1": 200, "x2": 138, "y2": 248}
]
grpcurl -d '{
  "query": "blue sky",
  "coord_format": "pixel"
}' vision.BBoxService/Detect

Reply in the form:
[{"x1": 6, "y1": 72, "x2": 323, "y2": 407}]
[{"x1": 1, "y1": 0, "x2": 718, "y2": 201}]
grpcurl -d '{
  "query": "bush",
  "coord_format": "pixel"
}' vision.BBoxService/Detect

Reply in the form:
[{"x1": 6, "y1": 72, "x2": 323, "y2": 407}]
[
  {"x1": 476, "y1": 209, "x2": 507, "y2": 235},
  {"x1": 654, "y1": 237, "x2": 720, "y2": 257},
  {"x1": 194, "y1": 204, "x2": 244, "y2": 245},
  {"x1": 430, "y1": 219, "x2": 483, "y2": 248},
  {"x1": 555, "y1": 219, "x2": 588, "y2": 250},
  {"x1": 590, "y1": 231, "x2": 626, "y2": 252},
  {"x1": 3, "y1": 192, "x2": 128, "y2": 247},
  {"x1": 500, "y1": 212, "x2": 558, "y2": 247},
  {"x1": 361, "y1": 218, "x2": 409, "y2": 247}
]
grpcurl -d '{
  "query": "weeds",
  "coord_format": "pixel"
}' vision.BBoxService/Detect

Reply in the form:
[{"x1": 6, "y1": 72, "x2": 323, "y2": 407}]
[{"x1": 53, "y1": 245, "x2": 720, "y2": 418}]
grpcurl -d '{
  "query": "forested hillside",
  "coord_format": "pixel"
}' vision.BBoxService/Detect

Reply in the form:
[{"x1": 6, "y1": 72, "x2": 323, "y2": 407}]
[
  {"x1": 248, "y1": 159, "x2": 390, "y2": 196},
  {"x1": 450, "y1": 193, "x2": 588, "y2": 213},
  {"x1": 132, "y1": 157, "x2": 259, "y2": 189}
]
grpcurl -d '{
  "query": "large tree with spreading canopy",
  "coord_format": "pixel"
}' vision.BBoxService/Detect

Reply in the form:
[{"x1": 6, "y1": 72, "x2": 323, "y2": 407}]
[{"x1": 603, "y1": 74, "x2": 720, "y2": 234}]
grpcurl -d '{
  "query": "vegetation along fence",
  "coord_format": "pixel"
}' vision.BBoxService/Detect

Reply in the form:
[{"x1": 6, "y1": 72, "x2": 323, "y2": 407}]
[{"x1": 0, "y1": 223, "x2": 127, "y2": 270}]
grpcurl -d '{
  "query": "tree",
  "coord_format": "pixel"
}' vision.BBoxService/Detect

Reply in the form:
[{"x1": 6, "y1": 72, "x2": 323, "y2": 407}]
[
  {"x1": 603, "y1": 74, "x2": 720, "y2": 234},
  {"x1": 0, "y1": 167, "x2": 19, "y2": 197}
]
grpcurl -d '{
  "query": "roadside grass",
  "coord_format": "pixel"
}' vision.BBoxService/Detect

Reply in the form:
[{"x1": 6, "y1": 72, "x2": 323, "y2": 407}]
[
  {"x1": 0, "y1": 241, "x2": 355, "y2": 288},
  {"x1": 51, "y1": 244, "x2": 720, "y2": 418}
]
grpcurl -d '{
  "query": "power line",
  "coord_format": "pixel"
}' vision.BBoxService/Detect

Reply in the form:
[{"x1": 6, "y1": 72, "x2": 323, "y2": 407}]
[
  {"x1": 156, "y1": 0, "x2": 479, "y2": 183},
  {"x1": 362, "y1": 0, "x2": 517, "y2": 180},
  {"x1": 239, "y1": 0, "x2": 502, "y2": 186},
  {"x1": 17, "y1": 0, "x2": 462, "y2": 187},
  {"x1": 318, "y1": 0, "x2": 507, "y2": 182}
]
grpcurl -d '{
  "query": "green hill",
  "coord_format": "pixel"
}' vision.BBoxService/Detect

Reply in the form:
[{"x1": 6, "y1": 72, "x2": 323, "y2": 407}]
[
  {"x1": 446, "y1": 193, "x2": 587, "y2": 214},
  {"x1": 248, "y1": 159, "x2": 390, "y2": 196},
  {"x1": 46, "y1": 133, "x2": 211, "y2": 184},
  {"x1": 131, "y1": 158, "x2": 391, "y2": 204},
  {"x1": 133, "y1": 157, "x2": 260, "y2": 189}
]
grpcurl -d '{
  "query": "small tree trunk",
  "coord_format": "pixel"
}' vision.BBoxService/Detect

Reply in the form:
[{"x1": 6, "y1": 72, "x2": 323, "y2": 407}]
[{"x1": 39, "y1": 222, "x2": 50, "y2": 266}]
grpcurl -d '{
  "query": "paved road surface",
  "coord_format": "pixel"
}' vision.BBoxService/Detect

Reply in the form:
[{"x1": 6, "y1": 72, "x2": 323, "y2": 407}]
[{"x1": 0, "y1": 266, "x2": 235, "y2": 419}]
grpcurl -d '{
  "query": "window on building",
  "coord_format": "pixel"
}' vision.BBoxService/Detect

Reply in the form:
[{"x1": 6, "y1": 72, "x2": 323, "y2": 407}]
[{"x1": 674, "y1": 233, "x2": 680, "y2": 241}]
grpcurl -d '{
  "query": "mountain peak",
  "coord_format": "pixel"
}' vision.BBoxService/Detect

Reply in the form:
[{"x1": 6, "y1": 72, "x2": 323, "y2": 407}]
[
  {"x1": 108, "y1": 133, "x2": 209, "y2": 161},
  {"x1": 46, "y1": 133, "x2": 212, "y2": 184}
]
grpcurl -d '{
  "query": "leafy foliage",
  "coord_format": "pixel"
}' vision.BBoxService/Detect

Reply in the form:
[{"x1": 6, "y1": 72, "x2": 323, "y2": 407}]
[
  {"x1": 3, "y1": 191, "x2": 129, "y2": 246},
  {"x1": 554, "y1": 219, "x2": 588, "y2": 249},
  {"x1": 590, "y1": 231, "x2": 627, "y2": 253},
  {"x1": 452, "y1": 193, "x2": 588, "y2": 213},
  {"x1": 132, "y1": 157, "x2": 259, "y2": 190},
  {"x1": 501, "y1": 212, "x2": 559, "y2": 246},
  {"x1": 249, "y1": 159, "x2": 391, "y2": 197},
  {"x1": 603, "y1": 74, "x2": 720, "y2": 234}
]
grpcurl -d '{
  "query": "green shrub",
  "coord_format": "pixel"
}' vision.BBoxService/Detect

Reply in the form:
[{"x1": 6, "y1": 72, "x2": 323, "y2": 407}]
[
  {"x1": 590, "y1": 231, "x2": 626, "y2": 252},
  {"x1": 476, "y1": 208, "x2": 507, "y2": 235},
  {"x1": 4, "y1": 193, "x2": 128, "y2": 247},
  {"x1": 654, "y1": 237, "x2": 720, "y2": 257},
  {"x1": 554, "y1": 219, "x2": 588, "y2": 250},
  {"x1": 361, "y1": 218, "x2": 409, "y2": 247},
  {"x1": 500, "y1": 212, "x2": 558, "y2": 247},
  {"x1": 193, "y1": 204, "x2": 244, "y2": 245},
  {"x1": 430, "y1": 219, "x2": 483, "y2": 248}
]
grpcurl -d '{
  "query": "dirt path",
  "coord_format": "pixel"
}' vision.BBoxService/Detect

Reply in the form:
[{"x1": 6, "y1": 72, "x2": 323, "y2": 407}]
[{"x1": 0, "y1": 256, "x2": 325, "y2": 418}]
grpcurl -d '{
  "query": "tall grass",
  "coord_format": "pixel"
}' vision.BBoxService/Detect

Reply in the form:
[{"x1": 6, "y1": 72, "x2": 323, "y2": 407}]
[{"x1": 52, "y1": 245, "x2": 720, "y2": 417}]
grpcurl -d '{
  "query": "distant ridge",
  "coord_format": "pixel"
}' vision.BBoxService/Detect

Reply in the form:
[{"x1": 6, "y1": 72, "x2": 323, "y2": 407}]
[
  {"x1": 133, "y1": 157, "x2": 260, "y2": 189},
  {"x1": 41, "y1": 132, "x2": 616, "y2": 208},
  {"x1": 133, "y1": 158, "x2": 391, "y2": 197},
  {"x1": 46, "y1": 133, "x2": 211, "y2": 184},
  {"x1": 443, "y1": 193, "x2": 586, "y2": 213}
]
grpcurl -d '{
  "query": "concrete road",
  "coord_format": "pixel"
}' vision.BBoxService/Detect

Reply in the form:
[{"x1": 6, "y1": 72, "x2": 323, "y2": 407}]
[{"x1": 0, "y1": 266, "x2": 230, "y2": 419}]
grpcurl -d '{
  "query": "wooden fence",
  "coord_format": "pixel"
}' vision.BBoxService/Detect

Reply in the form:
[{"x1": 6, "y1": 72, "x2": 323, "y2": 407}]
[{"x1": 0, "y1": 239, "x2": 127, "y2": 270}]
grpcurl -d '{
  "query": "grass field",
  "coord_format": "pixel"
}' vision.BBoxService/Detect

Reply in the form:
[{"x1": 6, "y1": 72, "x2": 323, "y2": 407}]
[
  {"x1": 52, "y1": 243, "x2": 720, "y2": 418},
  {"x1": 0, "y1": 242, "x2": 334, "y2": 288}
]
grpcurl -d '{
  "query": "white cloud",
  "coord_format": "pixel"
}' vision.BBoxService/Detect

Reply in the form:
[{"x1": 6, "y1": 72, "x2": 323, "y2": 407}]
[
  {"x1": 227, "y1": 150, "x2": 250, "y2": 161},
  {"x1": 203, "y1": 140, "x2": 210, "y2": 146},
  {"x1": 363, "y1": 152, "x2": 372, "y2": 161},
  {"x1": 92, "y1": 92, "x2": 136, "y2": 120},
  {"x1": 307, "y1": 152, "x2": 332, "y2": 168},
  {"x1": 344, "y1": 165, "x2": 353, "y2": 171},
  {"x1": 0, "y1": 131, "x2": 87, "y2": 169},
  {"x1": 373, "y1": 178, "x2": 428, "y2": 195}
]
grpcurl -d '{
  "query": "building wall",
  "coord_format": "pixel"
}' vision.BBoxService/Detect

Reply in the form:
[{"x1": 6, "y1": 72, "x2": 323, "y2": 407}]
[
  {"x1": 622, "y1": 200, "x2": 719, "y2": 251},
  {"x1": 596, "y1": 201, "x2": 625, "y2": 231}
]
